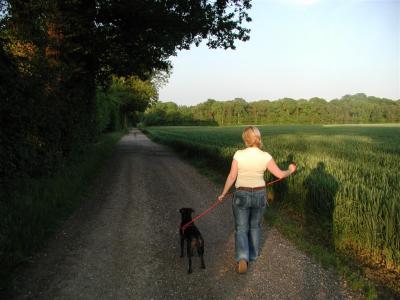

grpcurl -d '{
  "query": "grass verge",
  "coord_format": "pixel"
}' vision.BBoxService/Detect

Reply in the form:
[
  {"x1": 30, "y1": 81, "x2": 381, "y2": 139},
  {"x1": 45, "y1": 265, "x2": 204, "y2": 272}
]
[
  {"x1": 141, "y1": 126, "x2": 399, "y2": 300},
  {"x1": 0, "y1": 129, "x2": 127, "y2": 292},
  {"x1": 264, "y1": 205, "x2": 382, "y2": 299}
]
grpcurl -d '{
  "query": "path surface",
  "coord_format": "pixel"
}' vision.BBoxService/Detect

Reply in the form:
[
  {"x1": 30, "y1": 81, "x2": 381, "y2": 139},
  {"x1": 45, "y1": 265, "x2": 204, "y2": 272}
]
[{"x1": 9, "y1": 129, "x2": 361, "y2": 299}]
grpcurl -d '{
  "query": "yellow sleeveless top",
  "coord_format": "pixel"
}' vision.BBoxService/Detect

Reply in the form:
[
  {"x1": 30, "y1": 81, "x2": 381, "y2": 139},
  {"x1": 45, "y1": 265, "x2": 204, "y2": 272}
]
[{"x1": 233, "y1": 147, "x2": 272, "y2": 188}]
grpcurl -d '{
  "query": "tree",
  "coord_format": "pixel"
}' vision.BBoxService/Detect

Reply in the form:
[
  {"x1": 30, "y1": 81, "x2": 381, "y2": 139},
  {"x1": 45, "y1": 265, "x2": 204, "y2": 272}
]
[
  {"x1": 112, "y1": 76, "x2": 158, "y2": 124},
  {"x1": 96, "y1": 76, "x2": 158, "y2": 130},
  {"x1": 232, "y1": 98, "x2": 248, "y2": 124},
  {"x1": 94, "y1": 0, "x2": 252, "y2": 80}
]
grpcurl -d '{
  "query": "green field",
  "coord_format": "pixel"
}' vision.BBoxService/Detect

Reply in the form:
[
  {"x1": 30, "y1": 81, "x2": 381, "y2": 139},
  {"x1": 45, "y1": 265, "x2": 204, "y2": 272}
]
[{"x1": 144, "y1": 124, "x2": 400, "y2": 273}]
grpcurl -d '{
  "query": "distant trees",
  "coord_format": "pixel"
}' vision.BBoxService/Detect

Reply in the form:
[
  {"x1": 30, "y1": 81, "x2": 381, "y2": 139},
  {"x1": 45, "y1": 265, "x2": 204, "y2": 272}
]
[
  {"x1": 140, "y1": 94, "x2": 400, "y2": 126},
  {"x1": 96, "y1": 76, "x2": 158, "y2": 132},
  {"x1": 143, "y1": 101, "x2": 217, "y2": 126}
]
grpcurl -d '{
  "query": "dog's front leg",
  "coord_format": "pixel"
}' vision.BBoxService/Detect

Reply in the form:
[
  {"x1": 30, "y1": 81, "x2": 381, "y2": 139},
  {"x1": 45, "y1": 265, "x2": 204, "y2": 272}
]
[{"x1": 180, "y1": 236, "x2": 184, "y2": 257}]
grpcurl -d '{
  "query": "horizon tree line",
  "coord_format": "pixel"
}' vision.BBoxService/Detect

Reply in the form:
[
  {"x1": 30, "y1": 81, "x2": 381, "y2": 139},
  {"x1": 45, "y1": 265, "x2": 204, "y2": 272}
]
[{"x1": 141, "y1": 93, "x2": 400, "y2": 125}]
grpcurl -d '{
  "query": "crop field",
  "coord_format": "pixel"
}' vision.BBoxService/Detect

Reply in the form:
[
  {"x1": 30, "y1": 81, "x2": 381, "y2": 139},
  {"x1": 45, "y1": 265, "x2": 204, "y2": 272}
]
[{"x1": 144, "y1": 124, "x2": 400, "y2": 271}]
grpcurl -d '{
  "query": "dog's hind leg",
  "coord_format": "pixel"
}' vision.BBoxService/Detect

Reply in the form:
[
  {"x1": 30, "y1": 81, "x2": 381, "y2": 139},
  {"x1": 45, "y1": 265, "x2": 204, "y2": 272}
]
[
  {"x1": 200, "y1": 255, "x2": 205, "y2": 269},
  {"x1": 187, "y1": 241, "x2": 193, "y2": 274},
  {"x1": 198, "y1": 239, "x2": 206, "y2": 269}
]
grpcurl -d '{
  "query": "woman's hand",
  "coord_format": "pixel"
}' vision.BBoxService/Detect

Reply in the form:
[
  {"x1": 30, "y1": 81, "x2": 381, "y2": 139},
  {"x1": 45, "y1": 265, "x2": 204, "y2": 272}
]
[
  {"x1": 289, "y1": 163, "x2": 297, "y2": 174},
  {"x1": 217, "y1": 194, "x2": 226, "y2": 202}
]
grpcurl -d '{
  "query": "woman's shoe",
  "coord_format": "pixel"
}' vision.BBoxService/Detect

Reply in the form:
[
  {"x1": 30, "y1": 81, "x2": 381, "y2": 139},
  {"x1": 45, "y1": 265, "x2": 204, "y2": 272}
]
[{"x1": 237, "y1": 259, "x2": 248, "y2": 274}]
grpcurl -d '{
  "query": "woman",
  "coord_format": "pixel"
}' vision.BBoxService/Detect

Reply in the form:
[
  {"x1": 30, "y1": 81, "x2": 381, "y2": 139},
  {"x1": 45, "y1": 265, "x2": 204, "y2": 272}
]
[{"x1": 218, "y1": 126, "x2": 296, "y2": 274}]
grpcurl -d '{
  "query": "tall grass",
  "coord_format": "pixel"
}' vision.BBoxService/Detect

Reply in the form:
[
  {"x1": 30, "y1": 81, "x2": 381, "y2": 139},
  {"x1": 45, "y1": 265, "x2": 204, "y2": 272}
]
[{"x1": 144, "y1": 125, "x2": 400, "y2": 272}]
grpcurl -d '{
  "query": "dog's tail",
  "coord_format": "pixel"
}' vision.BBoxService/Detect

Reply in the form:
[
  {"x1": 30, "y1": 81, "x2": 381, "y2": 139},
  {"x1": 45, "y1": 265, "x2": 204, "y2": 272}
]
[
  {"x1": 190, "y1": 240, "x2": 197, "y2": 256},
  {"x1": 189, "y1": 239, "x2": 204, "y2": 256}
]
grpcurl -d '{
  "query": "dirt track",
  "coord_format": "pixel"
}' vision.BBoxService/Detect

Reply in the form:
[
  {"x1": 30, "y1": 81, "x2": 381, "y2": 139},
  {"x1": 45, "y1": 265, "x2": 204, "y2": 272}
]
[{"x1": 8, "y1": 129, "x2": 361, "y2": 299}]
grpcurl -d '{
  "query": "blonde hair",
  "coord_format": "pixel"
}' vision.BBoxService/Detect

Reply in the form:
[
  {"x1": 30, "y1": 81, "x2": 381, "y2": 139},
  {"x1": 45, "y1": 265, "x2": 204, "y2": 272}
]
[{"x1": 242, "y1": 126, "x2": 262, "y2": 148}]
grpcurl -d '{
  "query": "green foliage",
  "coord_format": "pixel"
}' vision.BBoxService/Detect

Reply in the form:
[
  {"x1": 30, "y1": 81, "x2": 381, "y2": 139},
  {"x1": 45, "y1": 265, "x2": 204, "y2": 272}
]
[
  {"x1": 1, "y1": 0, "x2": 99, "y2": 181},
  {"x1": 142, "y1": 101, "x2": 217, "y2": 126},
  {"x1": 144, "y1": 125, "x2": 400, "y2": 279},
  {"x1": 142, "y1": 94, "x2": 400, "y2": 125},
  {"x1": 96, "y1": 76, "x2": 158, "y2": 132}
]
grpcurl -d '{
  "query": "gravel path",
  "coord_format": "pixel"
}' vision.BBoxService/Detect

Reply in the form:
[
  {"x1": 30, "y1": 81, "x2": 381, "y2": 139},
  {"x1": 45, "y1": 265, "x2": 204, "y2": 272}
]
[{"x1": 8, "y1": 129, "x2": 362, "y2": 300}]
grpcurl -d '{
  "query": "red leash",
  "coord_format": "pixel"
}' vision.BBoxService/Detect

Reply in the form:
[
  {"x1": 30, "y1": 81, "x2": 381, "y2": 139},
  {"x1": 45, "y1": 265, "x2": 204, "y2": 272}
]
[
  {"x1": 180, "y1": 170, "x2": 294, "y2": 233},
  {"x1": 180, "y1": 192, "x2": 232, "y2": 233}
]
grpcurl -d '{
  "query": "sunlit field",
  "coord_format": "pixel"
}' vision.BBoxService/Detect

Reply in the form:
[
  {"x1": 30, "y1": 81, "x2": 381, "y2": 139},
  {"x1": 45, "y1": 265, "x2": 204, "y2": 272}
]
[{"x1": 144, "y1": 124, "x2": 400, "y2": 271}]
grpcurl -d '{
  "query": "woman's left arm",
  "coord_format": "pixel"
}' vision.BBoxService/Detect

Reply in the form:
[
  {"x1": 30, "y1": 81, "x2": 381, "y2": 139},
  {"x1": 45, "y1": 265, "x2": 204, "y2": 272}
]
[{"x1": 218, "y1": 159, "x2": 238, "y2": 202}]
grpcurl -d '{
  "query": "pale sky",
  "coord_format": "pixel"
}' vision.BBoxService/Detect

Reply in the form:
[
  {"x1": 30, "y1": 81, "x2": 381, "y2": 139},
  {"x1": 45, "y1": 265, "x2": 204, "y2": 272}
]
[{"x1": 159, "y1": 0, "x2": 400, "y2": 105}]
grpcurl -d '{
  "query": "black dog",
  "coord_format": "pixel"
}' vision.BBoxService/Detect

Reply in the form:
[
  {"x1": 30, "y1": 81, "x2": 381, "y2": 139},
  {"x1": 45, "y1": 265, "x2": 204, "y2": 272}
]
[{"x1": 179, "y1": 208, "x2": 206, "y2": 274}]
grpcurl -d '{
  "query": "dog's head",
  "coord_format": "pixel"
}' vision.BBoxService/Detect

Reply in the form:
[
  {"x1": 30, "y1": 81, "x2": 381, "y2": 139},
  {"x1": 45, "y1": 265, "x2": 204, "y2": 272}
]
[{"x1": 179, "y1": 207, "x2": 194, "y2": 222}]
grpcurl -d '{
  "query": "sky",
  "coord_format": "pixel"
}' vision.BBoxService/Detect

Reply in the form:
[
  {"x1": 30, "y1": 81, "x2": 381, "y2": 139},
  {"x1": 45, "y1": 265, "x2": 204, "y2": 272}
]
[{"x1": 158, "y1": 0, "x2": 400, "y2": 105}]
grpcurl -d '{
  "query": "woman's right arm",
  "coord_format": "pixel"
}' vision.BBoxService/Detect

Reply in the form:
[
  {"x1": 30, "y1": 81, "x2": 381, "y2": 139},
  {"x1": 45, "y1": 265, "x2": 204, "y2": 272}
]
[{"x1": 267, "y1": 159, "x2": 296, "y2": 179}]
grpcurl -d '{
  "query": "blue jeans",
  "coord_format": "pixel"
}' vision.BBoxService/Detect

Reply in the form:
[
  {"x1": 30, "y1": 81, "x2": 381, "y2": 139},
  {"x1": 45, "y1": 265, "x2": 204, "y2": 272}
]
[{"x1": 232, "y1": 189, "x2": 267, "y2": 262}]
